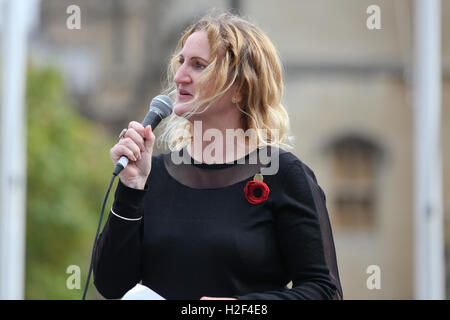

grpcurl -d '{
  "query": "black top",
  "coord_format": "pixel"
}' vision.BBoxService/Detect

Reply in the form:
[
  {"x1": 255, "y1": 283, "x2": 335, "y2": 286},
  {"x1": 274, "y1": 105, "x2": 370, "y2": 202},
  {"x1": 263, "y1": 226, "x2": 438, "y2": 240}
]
[{"x1": 93, "y1": 145, "x2": 343, "y2": 300}]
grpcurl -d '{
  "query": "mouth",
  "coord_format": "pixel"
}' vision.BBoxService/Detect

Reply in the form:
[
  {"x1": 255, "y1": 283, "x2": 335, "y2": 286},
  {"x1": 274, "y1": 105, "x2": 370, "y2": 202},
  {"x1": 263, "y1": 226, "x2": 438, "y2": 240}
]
[
  {"x1": 180, "y1": 89, "x2": 192, "y2": 95},
  {"x1": 177, "y1": 89, "x2": 193, "y2": 100}
]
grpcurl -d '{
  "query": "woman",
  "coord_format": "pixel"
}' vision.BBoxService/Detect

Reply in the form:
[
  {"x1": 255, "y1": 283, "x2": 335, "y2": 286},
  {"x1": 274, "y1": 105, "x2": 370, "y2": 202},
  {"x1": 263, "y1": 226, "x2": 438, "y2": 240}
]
[{"x1": 93, "y1": 12, "x2": 343, "y2": 300}]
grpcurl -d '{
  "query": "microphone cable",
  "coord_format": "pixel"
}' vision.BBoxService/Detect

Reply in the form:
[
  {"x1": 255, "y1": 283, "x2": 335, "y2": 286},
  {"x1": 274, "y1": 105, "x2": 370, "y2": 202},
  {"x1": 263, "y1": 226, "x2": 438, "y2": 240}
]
[
  {"x1": 81, "y1": 94, "x2": 172, "y2": 300},
  {"x1": 82, "y1": 172, "x2": 117, "y2": 300}
]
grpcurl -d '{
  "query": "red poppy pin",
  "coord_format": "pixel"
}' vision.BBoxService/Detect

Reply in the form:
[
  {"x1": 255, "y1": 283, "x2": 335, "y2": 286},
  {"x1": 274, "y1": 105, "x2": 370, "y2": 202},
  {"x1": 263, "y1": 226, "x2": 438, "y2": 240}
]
[{"x1": 244, "y1": 173, "x2": 270, "y2": 205}]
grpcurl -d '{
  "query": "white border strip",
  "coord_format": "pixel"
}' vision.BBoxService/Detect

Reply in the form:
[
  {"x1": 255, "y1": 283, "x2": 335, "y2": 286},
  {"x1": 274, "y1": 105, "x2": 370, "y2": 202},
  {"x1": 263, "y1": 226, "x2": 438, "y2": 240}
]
[{"x1": 110, "y1": 208, "x2": 142, "y2": 222}]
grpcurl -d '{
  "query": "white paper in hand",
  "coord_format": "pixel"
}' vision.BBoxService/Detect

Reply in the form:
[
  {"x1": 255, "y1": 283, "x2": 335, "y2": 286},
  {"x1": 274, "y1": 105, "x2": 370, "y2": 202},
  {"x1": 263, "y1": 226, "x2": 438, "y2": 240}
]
[{"x1": 121, "y1": 283, "x2": 166, "y2": 300}]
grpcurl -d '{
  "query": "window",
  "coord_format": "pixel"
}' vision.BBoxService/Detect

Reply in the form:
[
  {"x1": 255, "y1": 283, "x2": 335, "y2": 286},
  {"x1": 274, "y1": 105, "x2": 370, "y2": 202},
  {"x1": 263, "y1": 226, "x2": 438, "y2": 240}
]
[{"x1": 327, "y1": 135, "x2": 382, "y2": 231}]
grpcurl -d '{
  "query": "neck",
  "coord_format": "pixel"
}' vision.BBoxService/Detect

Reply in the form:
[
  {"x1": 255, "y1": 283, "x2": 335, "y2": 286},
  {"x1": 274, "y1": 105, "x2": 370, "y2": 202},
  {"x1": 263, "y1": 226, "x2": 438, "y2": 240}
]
[{"x1": 186, "y1": 120, "x2": 256, "y2": 164}]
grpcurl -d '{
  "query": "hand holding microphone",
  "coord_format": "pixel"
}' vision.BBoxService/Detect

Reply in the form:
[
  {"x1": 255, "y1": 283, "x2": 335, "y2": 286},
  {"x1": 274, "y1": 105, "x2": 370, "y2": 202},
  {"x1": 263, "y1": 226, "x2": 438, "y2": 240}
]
[
  {"x1": 110, "y1": 122, "x2": 154, "y2": 189},
  {"x1": 109, "y1": 95, "x2": 173, "y2": 189}
]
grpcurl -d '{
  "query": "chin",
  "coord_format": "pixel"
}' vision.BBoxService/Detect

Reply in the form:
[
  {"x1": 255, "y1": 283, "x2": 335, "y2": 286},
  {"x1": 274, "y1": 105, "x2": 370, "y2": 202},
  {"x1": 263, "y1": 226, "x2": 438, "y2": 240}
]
[{"x1": 173, "y1": 102, "x2": 192, "y2": 117}]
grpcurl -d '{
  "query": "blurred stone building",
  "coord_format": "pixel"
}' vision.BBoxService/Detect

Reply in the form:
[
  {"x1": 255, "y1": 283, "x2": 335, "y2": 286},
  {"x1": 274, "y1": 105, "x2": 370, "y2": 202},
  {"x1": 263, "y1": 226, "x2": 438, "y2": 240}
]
[{"x1": 34, "y1": 0, "x2": 450, "y2": 299}]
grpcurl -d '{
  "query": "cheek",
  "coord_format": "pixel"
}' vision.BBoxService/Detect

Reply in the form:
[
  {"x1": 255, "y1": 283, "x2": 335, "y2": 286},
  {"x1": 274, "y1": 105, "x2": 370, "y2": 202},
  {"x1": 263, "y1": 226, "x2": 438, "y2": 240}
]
[{"x1": 196, "y1": 72, "x2": 217, "y2": 97}]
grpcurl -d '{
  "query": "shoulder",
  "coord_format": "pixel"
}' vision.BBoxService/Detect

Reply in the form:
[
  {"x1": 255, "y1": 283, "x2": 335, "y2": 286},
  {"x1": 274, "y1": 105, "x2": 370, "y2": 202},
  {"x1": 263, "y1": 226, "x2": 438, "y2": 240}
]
[
  {"x1": 265, "y1": 147, "x2": 324, "y2": 202},
  {"x1": 264, "y1": 146, "x2": 318, "y2": 184},
  {"x1": 277, "y1": 148, "x2": 327, "y2": 205}
]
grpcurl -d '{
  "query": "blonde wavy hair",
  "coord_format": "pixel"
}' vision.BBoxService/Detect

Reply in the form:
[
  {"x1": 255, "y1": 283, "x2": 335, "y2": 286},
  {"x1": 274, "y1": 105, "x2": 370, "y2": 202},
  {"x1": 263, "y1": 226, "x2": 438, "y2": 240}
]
[{"x1": 157, "y1": 11, "x2": 293, "y2": 152}]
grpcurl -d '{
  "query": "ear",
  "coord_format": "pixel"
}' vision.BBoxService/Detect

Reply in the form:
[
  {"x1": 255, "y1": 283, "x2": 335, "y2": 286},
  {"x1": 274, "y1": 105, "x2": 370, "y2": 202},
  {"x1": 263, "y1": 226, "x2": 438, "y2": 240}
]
[{"x1": 232, "y1": 91, "x2": 243, "y2": 104}]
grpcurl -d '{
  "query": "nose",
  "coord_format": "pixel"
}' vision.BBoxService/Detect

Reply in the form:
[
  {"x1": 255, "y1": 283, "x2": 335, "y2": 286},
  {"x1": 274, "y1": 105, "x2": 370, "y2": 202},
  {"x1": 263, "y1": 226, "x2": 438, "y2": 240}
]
[{"x1": 174, "y1": 63, "x2": 191, "y2": 85}]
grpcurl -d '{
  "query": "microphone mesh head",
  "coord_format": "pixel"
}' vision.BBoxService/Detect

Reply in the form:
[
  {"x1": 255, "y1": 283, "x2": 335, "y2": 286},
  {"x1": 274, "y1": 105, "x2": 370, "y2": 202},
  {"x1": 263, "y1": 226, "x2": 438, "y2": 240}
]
[{"x1": 150, "y1": 95, "x2": 173, "y2": 118}]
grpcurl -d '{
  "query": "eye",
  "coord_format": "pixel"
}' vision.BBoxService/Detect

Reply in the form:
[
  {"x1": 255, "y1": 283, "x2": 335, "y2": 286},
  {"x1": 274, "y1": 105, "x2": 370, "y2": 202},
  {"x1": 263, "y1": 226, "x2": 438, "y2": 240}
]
[
  {"x1": 195, "y1": 62, "x2": 206, "y2": 70},
  {"x1": 177, "y1": 56, "x2": 184, "y2": 66}
]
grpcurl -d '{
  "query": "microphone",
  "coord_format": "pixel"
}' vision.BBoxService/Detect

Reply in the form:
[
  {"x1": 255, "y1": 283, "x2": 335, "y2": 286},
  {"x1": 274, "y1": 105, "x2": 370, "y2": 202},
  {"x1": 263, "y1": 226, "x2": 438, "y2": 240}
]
[{"x1": 113, "y1": 95, "x2": 173, "y2": 176}]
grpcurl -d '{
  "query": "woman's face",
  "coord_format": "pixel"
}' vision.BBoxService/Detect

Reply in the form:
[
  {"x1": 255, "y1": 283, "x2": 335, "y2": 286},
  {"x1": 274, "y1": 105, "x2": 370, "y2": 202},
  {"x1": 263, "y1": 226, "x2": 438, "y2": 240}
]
[
  {"x1": 173, "y1": 30, "x2": 241, "y2": 125},
  {"x1": 173, "y1": 31, "x2": 211, "y2": 117}
]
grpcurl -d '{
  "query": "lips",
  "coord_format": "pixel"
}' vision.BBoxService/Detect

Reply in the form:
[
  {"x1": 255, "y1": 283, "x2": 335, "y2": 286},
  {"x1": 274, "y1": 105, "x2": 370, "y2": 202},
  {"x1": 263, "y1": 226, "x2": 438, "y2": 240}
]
[
  {"x1": 177, "y1": 88, "x2": 193, "y2": 102},
  {"x1": 178, "y1": 89, "x2": 192, "y2": 96}
]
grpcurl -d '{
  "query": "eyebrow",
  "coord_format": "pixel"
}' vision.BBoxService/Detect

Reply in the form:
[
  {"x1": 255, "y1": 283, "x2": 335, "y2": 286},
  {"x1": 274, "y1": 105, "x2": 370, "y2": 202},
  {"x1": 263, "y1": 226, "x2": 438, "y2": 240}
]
[{"x1": 178, "y1": 54, "x2": 209, "y2": 63}]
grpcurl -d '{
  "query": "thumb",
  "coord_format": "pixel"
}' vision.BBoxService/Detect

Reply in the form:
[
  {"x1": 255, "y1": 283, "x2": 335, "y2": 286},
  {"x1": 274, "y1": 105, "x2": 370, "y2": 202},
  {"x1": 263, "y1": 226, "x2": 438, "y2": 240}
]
[{"x1": 143, "y1": 125, "x2": 155, "y2": 153}]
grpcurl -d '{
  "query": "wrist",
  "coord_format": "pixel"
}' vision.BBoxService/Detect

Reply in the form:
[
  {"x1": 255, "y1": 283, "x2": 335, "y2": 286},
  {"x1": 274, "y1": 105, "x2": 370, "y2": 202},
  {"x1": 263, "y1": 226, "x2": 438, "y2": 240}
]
[
  {"x1": 113, "y1": 179, "x2": 147, "y2": 221},
  {"x1": 120, "y1": 177, "x2": 146, "y2": 190}
]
